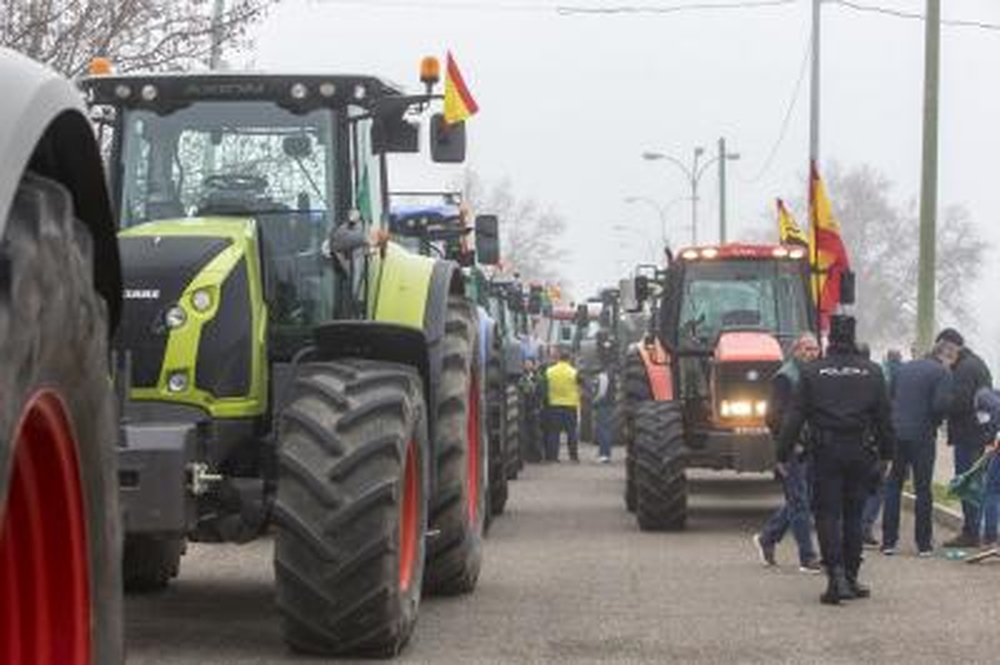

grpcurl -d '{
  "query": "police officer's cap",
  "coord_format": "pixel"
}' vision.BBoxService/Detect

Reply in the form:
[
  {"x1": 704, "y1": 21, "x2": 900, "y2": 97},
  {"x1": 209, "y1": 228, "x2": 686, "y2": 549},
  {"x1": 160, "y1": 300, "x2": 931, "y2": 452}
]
[{"x1": 828, "y1": 315, "x2": 856, "y2": 348}]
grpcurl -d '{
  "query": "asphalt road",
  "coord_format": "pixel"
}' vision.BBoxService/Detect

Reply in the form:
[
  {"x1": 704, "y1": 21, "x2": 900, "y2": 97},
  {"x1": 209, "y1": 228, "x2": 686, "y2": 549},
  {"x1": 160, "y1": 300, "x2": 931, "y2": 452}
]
[{"x1": 126, "y1": 456, "x2": 1000, "y2": 664}]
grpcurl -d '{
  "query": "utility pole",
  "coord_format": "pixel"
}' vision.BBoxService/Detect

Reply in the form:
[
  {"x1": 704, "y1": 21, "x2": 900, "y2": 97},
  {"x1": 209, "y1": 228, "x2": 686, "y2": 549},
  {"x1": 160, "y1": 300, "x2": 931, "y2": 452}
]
[
  {"x1": 691, "y1": 146, "x2": 704, "y2": 245},
  {"x1": 809, "y1": 0, "x2": 821, "y2": 168},
  {"x1": 916, "y1": 0, "x2": 941, "y2": 351},
  {"x1": 718, "y1": 137, "x2": 728, "y2": 243}
]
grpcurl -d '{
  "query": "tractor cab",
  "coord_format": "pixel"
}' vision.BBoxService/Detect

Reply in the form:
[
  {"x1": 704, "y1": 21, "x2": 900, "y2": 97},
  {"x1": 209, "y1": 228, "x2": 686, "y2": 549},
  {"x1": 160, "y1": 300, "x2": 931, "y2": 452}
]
[{"x1": 657, "y1": 244, "x2": 815, "y2": 435}]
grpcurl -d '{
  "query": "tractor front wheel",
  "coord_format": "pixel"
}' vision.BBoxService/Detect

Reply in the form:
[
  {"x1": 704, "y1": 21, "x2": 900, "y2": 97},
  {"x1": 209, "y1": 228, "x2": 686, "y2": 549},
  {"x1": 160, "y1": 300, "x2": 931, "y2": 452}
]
[
  {"x1": 274, "y1": 360, "x2": 429, "y2": 656},
  {"x1": 634, "y1": 401, "x2": 688, "y2": 531}
]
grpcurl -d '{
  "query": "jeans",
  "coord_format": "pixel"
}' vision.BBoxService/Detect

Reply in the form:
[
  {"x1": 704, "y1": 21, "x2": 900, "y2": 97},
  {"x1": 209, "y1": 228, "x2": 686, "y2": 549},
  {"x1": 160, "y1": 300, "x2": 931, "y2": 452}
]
[
  {"x1": 882, "y1": 438, "x2": 936, "y2": 551},
  {"x1": 812, "y1": 439, "x2": 872, "y2": 575},
  {"x1": 595, "y1": 403, "x2": 614, "y2": 459},
  {"x1": 861, "y1": 483, "x2": 884, "y2": 538},
  {"x1": 760, "y1": 457, "x2": 817, "y2": 565},
  {"x1": 982, "y1": 453, "x2": 1000, "y2": 543},
  {"x1": 955, "y1": 443, "x2": 986, "y2": 537},
  {"x1": 545, "y1": 406, "x2": 578, "y2": 461}
]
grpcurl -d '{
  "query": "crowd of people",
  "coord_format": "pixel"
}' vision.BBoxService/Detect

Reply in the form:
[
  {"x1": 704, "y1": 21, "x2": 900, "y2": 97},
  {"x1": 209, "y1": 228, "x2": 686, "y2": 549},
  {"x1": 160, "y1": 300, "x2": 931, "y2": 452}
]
[{"x1": 753, "y1": 321, "x2": 998, "y2": 603}]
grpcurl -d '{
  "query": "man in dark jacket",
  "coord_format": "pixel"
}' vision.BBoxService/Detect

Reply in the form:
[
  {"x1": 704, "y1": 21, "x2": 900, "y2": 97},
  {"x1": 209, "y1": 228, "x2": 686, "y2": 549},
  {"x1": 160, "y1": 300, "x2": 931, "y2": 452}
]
[
  {"x1": 937, "y1": 329, "x2": 993, "y2": 548},
  {"x1": 753, "y1": 334, "x2": 821, "y2": 572},
  {"x1": 778, "y1": 316, "x2": 895, "y2": 605},
  {"x1": 880, "y1": 341, "x2": 954, "y2": 555}
]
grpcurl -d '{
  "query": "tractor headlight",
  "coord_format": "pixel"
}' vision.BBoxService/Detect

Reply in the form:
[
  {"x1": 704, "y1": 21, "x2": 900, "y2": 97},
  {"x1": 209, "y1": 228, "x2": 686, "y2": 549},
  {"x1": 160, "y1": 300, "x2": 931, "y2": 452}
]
[
  {"x1": 164, "y1": 305, "x2": 187, "y2": 329},
  {"x1": 720, "y1": 400, "x2": 753, "y2": 418},
  {"x1": 167, "y1": 371, "x2": 188, "y2": 393},
  {"x1": 755, "y1": 401, "x2": 768, "y2": 416},
  {"x1": 191, "y1": 289, "x2": 213, "y2": 313}
]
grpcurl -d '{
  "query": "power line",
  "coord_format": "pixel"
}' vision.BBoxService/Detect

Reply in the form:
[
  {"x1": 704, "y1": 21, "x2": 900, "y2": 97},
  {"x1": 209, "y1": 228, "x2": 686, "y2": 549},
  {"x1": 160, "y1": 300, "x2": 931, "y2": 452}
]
[
  {"x1": 829, "y1": 0, "x2": 1000, "y2": 32},
  {"x1": 741, "y1": 33, "x2": 812, "y2": 184},
  {"x1": 555, "y1": 0, "x2": 796, "y2": 15},
  {"x1": 313, "y1": 0, "x2": 799, "y2": 14}
]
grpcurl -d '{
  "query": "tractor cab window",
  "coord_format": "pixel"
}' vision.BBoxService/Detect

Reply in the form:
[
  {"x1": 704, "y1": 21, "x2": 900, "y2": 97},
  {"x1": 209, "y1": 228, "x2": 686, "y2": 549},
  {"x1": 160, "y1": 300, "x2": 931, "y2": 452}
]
[
  {"x1": 118, "y1": 101, "x2": 339, "y2": 358},
  {"x1": 677, "y1": 259, "x2": 811, "y2": 348}
]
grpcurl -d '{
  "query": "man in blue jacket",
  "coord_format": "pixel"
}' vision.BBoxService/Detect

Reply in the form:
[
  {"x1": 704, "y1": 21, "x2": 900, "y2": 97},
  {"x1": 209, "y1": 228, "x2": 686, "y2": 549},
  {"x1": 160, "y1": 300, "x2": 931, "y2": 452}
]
[{"x1": 880, "y1": 341, "x2": 954, "y2": 556}]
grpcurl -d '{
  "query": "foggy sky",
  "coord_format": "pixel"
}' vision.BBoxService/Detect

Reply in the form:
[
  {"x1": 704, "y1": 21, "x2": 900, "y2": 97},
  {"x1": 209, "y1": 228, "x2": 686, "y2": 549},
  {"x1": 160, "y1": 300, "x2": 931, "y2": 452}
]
[{"x1": 243, "y1": 0, "x2": 1000, "y2": 361}]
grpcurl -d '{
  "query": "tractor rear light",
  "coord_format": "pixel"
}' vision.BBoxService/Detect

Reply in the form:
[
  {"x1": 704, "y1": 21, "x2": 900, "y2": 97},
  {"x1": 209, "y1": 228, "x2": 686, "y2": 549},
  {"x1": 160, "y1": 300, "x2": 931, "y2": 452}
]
[{"x1": 167, "y1": 371, "x2": 189, "y2": 393}]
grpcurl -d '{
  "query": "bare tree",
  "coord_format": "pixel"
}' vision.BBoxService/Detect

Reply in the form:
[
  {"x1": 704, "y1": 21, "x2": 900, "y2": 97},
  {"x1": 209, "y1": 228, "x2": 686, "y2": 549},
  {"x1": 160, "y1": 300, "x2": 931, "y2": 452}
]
[
  {"x1": 0, "y1": 0, "x2": 270, "y2": 76},
  {"x1": 461, "y1": 169, "x2": 570, "y2": 286},
  {"x1": 750, "y1": 163, "x2": 986, "y2": 349}
]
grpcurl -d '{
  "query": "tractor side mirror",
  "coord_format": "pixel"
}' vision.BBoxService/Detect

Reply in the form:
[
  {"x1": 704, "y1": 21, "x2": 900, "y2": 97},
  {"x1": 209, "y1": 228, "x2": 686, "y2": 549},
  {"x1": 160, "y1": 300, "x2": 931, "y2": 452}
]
[
  {"x1": 619, "y1": 278, "x2": 639, "y2": 313},
  {"x1": 839, "y1": 270, "x2": 856, "y2": 306},
  {"x1": 430, "y1": 113, "x2": 467, "y2": 163},
  {"x1": 474, "y1": 214, "x2": 500, "y2": 265}
]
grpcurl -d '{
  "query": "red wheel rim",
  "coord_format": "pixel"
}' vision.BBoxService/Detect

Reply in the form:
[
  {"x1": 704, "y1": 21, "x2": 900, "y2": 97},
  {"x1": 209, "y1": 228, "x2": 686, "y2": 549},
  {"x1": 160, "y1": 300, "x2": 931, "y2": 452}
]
[
  {"x1": 0, "y1": 391, "x2": 91, "y2": 665},
  {"x1": 398, "y1": 438, "x2": 419, "y2": 593},
  {"x1": 466, "y1": 374, "x2": 480, "y2": 524}
]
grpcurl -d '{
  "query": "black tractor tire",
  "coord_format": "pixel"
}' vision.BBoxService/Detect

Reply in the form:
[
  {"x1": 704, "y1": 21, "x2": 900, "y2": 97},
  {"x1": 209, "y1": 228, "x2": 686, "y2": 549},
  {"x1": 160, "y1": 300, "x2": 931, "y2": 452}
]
[
  {"x1": 485, "y1": 336, "x2": 508, "y2": 519},
  {"x1": 0, "y1": 173, "x2": 123, "y2": 664},
  {"x1": 620, "y1": 349, "x2": 653, "y2": 513},
  {"x1": 634, "y1": 401, "x2": 688, "y2": 531},
  {"x1": 273, "y1": 360, "x2": 429, "y2": 657},
  {"x1": 122, "y1": 535, "x2": 184, "y2": 592},
  {"x1": 504, "y1": 382, "x2": 521, "y2": 480},
  {"x1": 424, "y1": 297, "x2": 487, "y2": 595}
]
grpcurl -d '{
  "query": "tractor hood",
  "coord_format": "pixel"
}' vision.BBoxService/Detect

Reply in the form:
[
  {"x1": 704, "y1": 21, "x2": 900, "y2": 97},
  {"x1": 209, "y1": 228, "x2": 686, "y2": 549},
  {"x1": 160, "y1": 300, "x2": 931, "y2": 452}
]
[
  {"x1": 117, "y1": 217, "x2": 268, "y2": 418},
  {"x1": 713, "y1": 331, "x2": 783, "y2": 365}
]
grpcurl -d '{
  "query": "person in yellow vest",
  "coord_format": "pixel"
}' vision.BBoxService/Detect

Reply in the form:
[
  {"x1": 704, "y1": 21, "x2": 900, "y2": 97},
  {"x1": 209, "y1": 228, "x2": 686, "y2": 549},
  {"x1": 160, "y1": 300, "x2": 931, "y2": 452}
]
[{"x1": 544, "y1": 346, "x2": 583, "y2": 462}]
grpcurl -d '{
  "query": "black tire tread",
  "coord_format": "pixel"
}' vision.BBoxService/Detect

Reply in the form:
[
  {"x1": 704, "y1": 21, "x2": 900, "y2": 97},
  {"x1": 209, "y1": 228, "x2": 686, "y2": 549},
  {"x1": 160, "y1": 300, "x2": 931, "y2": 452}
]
[
  {"x1": 0, "y1": 173, "x2": 123, "y2": 662},
  {"x1": 621, "y1": 349, "x2": 653, "y2": 512},
  {"x1": 274, "y1": 359, "x2": 428, "y2": 657},
  {"x1": 634, "y1": 401, "x2": 688, "y2": 531},
  {"x1": 424, "y1": 297, "x2": 486, "y2": 595}
]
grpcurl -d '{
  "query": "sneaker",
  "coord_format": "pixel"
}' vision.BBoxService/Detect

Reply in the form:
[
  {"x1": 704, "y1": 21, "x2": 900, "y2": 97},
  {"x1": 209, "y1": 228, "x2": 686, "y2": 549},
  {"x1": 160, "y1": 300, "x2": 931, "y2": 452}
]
[
  {"x1": 799, "y1": 560, "x2": 823, "y2": 574},
  {"x1": 917, "y1": 549, "x2": 934, "y2": 558},
  {"x1": 753, "y1": 534, "x2": 776, "y2": 567},
  {"x1": 880, "y1": 545, "x2": 897, "y2": 556},
  {"x1": 597, "y1": 455, "x2": 610, "y2": 464},
  {"x1": 862, "y1": 533, "x2": 879, "y2": 549},
  {"x1": 943, "y1": 533, "x2": 980, "y2": 549}
]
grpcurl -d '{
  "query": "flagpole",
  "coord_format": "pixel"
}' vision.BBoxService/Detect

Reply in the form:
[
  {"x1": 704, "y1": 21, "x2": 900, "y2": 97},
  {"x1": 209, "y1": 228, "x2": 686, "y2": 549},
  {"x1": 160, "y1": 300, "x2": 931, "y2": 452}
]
[{"x1": 809, "y1": 0, "x2": 823, "y2": 333}]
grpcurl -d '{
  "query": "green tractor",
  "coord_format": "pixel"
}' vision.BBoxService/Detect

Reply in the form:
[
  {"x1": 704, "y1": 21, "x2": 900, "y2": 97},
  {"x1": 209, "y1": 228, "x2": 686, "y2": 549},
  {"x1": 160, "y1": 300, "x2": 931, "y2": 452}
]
[{"x1": 81, "y1": 64, "x2": 488, "y2": 655}]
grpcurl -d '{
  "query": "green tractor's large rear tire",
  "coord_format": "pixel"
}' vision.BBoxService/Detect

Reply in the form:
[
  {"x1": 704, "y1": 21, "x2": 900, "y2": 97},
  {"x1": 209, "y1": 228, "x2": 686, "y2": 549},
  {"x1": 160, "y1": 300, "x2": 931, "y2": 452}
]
[
  {"x1": 273, "y1": 360, "x2": 429, "y2": 657},
  {"x1": 621, "y1": 350, "x2": 652, "y2": 513},
  {"x1": 122, "y1": 535, "x2": 183, "y2": 592},
  {"x1": 424, "y1": 297, "x2": 487, "y2": 595},
  {"x1": 634, "y1": 401, "x2": 688, "y2": 531},
  {"x1": 0, "y1": 173, "x2": 123, "y2": 664},
  {"x1": 485, "y1": 338, "x2": 508, "y2": 519}
]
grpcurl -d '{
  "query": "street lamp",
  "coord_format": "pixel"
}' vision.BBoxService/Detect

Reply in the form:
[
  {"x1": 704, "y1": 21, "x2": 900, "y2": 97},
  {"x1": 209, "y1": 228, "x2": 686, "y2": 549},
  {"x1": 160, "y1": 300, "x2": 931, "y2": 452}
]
[{"x1": 642, "y1": 142, "x2": 740, "y2": 244}]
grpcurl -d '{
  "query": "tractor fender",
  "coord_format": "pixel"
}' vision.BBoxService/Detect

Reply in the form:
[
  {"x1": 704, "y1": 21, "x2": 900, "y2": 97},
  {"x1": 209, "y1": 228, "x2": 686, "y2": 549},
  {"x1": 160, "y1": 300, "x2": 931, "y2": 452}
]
[
  {"x1": 0, "y1": 48, "x2": 121, "y2": 330},
  {"x1": 638, "y1": 336, "x2": 674, "y2": 401}
]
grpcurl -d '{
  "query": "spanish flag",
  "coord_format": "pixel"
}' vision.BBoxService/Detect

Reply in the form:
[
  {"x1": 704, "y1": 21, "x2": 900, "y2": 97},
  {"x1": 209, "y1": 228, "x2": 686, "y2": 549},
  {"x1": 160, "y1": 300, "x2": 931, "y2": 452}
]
[
  {"x1": 776, "y1": 198, "x2": 808, "y2": 248},
  {"x1": 809, "y1": 164, "x2": 850, "y2": 327},
  {"x1": 444, "y1": 52, "x2": 479, "y2": 125}
]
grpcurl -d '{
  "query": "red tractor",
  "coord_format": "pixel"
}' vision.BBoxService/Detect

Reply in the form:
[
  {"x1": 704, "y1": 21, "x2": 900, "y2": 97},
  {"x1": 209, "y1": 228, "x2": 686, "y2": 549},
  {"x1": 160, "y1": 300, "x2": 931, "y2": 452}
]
[{"x1": 621, "y1": 244, "x2": 822, "y2": 530}]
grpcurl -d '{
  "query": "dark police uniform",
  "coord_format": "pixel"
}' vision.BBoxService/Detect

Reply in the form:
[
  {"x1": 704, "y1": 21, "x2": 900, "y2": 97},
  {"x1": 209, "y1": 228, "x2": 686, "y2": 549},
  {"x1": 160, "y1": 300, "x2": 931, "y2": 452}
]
[{"x1": 777, "y1": 316, "x2": 895, "y2": 604}]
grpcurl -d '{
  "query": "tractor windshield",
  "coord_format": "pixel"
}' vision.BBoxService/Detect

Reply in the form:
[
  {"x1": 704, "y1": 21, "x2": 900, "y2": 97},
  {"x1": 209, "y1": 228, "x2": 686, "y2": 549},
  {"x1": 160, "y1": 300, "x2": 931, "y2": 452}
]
[
  {"x1": 676, "y1": 259, "x2": 812, "y2": 348},
  {"x1": 118, "y1": 101, "x2": 335, "y2": 227}
]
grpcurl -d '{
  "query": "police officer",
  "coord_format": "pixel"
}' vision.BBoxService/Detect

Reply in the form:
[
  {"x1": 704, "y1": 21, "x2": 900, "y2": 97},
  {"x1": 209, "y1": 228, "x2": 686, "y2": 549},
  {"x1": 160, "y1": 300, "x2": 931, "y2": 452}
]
[{"x1": 777, "y1": 316, "x2": 895, "y2": 605}]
